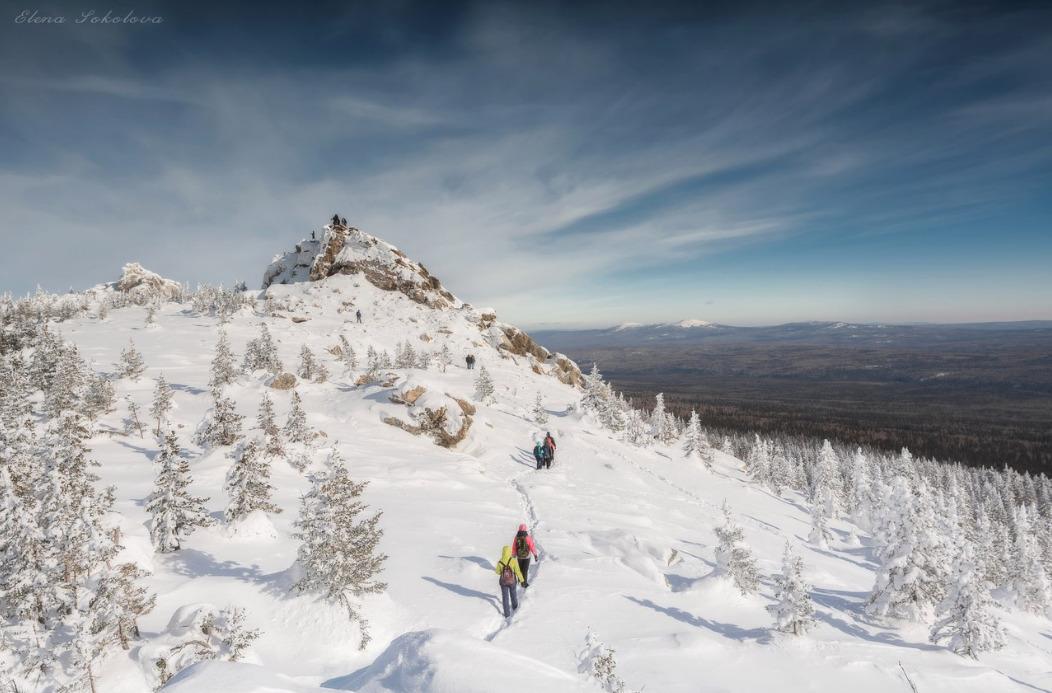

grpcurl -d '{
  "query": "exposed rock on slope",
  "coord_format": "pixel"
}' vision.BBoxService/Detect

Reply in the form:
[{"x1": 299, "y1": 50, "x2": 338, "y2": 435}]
[
  {"x1": 262, "y1": 218, "x2": 584, "y2": 389},
  {"x1": 264, "y1": 221, "x2": 458, "y2": 310},
  {"x1": 90, "y1": 262, "x2": 183, "y2": 302}
]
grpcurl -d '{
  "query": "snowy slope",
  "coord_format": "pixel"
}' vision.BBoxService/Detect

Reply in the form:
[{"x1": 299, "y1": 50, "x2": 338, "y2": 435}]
[{"x1": 13, "y1": 226, "x2": 1052, "y2": 693}]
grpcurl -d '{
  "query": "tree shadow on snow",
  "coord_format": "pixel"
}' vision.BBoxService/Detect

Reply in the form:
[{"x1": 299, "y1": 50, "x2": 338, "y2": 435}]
[
  {"x1": 116, "y1": 439, "x2": 158, "y2": 459},
  {"x1": 162, "y1": 548, "x2": 266, "y2": 582},
  {"x1": 796, "y1": 537, "x2": 875, "y2": 570},
  {"x1": 810, "y1": 588, "x2": 942, "y2": 652},
  {"x1": 437, "y1": 555, "x2": 493, "y2": 570},
  {"x1": 625, "y1": 596, "x2": 770, "y2": 643},
  {"x1": 421, "y1": 576, "x2": 502, "y2": 615},
  {"x1": 169, "y1": 382, "x2": 207, "y2": 396}
]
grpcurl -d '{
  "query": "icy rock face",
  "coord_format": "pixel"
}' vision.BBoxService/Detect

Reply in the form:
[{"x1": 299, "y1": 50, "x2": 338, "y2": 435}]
[
  {"x1": 111, "y1": 262, "x2": 183, "y2": 301},
  {"x1": 263, "y1": 222, "x2": 460, "y2": 310}
]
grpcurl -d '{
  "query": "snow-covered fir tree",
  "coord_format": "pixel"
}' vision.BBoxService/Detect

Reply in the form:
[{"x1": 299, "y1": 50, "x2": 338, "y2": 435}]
[
  {"x1": 533, "y1": 392, "x2": 549, "y2": 424},
  {"x1": 82, "y1": 372, "x2": 116, "y2": 421},
  {"x1": 44, "y1": 344, "x2": 85, "y2": 419},
  {"x1": 681, "y1": 410, "x2": 708, "y2": 464},
  {"x1": 86, "y1": 561, "x2": 156, "y2": 651},
  {"x1": 395, "y1": 341, "x2": 417, "y2": 369},
  {"x1": 123, "y1": 396, "x2": 146, "y2": 438},
  {"x1": 768, "y1": 542, "x2": 816, "y2": 635},
  {"x1": 256, "y1": 392, "x2": 284, "y2": 458},
  {"x1": 298, "y1": 344, "x2": 328, "y2": 382},
  {"x1": 224, "y1": 439, "x2": 280, "y2": 523},
  {"x1": 146, "y1": 430, "x2": 212, "y2": 552},
  {"x1": 650, "y1": 393, "x2": 678, "y2": 444},
  {"x1": 284, "y1": 390, "x2": 314, "y2": 444},
  {"x1": 241, "y1": 323, "x2": 283, "y2": 374},
  {"x1": 437, "y1": 343, "x2": 452, "y2": 373},
  {"x1": 1009, "y1": 505, "x2": 1051, "y2": 614},
  {"x1": 294, "y1": 452, "x2": 387, "y2": 649},
  {"x1": 150, "y1": 373, "x2": 174, "y2": 436},
  {"x1": 473, "y1": 365, "x2": 495, "y2": 404},
  {"x1": 867, "y1": 478, "x2": 942, "y2": 621},
  {"x1": 196, "y1": 388, "x2": 244, "y2": 447},
  {"x1": 714, "y1": 501, "x2": 760, "y2": 595},
  {"x1": 210, "y1": 329, "x2": 237, "y2": 389},
  {"x1": 623, "y1": 409, "x2": 652, "y2": 447},
  {"x1": 145, "y1": 302, "x2": 158, "y2": 326},
  {"x1": 930, "y1": 541, "x2": 1005, "y2": 657},
  {"x1": 118, "y1": 339, "x2": 146, "y2": 380},
  {"x1": 338, "y1": 335, "x2": 358, "y2": 372}
]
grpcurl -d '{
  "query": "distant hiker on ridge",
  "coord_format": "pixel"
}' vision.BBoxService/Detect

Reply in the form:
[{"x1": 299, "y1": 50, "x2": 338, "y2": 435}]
[
  {"x1": 495, "y1": 545, "x2": 526, "y2": 619},
  {"x1": 512, "y1": 523, "x2": 539, "y2": 588},
  {"x1": 465, "y1": 354, "x2": 476, "y2": 370},
  {"x1": 356, "y1": 309, "x2": 362, "y2": 324}
]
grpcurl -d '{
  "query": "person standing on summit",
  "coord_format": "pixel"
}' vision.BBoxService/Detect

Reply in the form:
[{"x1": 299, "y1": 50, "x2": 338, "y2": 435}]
[
  {"x1": 356, "y1": 309, "x2": 362, "y2": 324},
  {"x1": 511, "y1": 523, "x2": 539, "y2": 587},
  {"x1": 543, "y1": 432, "x2": 556, "y2": 465}
]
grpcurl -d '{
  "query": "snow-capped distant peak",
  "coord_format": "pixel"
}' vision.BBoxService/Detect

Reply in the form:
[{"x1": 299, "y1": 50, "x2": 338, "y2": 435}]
[
  {"x1": 669, "y1": 319, "x2": 714, "y2": 328},
  {"x1": 613, "y1": 322, "x2": 643, "y2": 331}
]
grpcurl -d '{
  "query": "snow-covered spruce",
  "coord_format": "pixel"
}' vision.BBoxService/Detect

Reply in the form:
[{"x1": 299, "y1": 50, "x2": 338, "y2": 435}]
[
  {"x1": 533, "y1": 392, "x2": 549, "y2": 424},
  {"x1": 298, "y1": 344, "x2": 328, "y2": 383},
  {"x1": 293, "y1": 451, "x2": 387, "y2": 649},
  {"x1": 283, "y1": 390, "x2": 314, "y2": 444},
  {"x1": 224, "y1": 439, "x2": 281, "y2": 523},
  {"x1": 256, "y1": 392, "x2": 284, "y2": 459},
  {"x1": 209, "y1": 328, "x2": 238, "y2": 389},
  {"x1": 681, "y1": 410, "x2": 709, "y2": 466},
  {"x1": 580, "y1": 630, "x2": 638, "y2": 693},
  {"x1": 768, "y1": 542, "x2": 816, "y2": 635},
  {"x1": 196, "y1": 387, "x2": 244, "y2": 448},
  {"x1": 241, "y1": 322, "x2": 283, "y2": 374},
  {"x1": 150, "y1": 373, "x2": 174, "y2": 436},
  {"x1": 473, "y1": 364, "x2": 495, "y2": 404},
  {"x1": 146, "y1": 430, "x2": 213, "y2": 552},
  {"x1": 118, "y1": 338, "x2": 146, "y2": 380},
  {"x1": 714, "y1": 501, "x2": 760, "y2": 595},
  {"x1": 929, "y1": 541, "x2": 1005, "y2": 657}
]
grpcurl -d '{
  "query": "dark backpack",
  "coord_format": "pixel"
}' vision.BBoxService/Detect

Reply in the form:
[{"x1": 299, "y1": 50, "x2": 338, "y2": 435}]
[
  {"x1": 499, "y1": 560, "x2": 516, "y2": 587},
  {"x1": 515, "y1": 533, "x2": 530, "y2": 559}
]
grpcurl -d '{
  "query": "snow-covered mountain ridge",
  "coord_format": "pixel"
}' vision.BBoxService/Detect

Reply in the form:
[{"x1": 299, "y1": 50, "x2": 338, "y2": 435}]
[{"x1": 1, "y1": 219, "x2": 1050, "y2": 693}]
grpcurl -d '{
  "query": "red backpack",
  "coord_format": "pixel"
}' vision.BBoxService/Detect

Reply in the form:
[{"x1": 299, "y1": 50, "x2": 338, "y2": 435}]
[{"x1": 499, "y1": 560, "x2": 516, "y2": 587}]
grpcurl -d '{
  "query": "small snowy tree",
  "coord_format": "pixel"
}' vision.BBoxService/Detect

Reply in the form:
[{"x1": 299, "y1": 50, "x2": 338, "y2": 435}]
[
  {"x1": 145, "y1": 302, "x2": 158, "y2": 326},
  {"x1": 294, "y1": 453, "x2": 387, "y2": 649},
  {"x1": 87, "y1": 561, "x2": 156, "y2": 650},
  {"x1": 283, "y1": 390, "x2": 314, "y2": 444},
  {"x1": 714, "y1": 502, "x2": 760, "y2": 595},
  {"x1": 123, "y1": 396, "x2": 146, "y2": 438},
  {"x1": 681, "y1": 410, "x2": 707, "y2": 463},
  {"x1": 473, "y1": 365, "x2": 495, "y2": 404},
  {"x1": 532, "y1": 392, "x2": 549, "y2": 424},
  {"x1": 241, "y1": 323, "x2": 283, "y2": 374},
  {"x1": 146, "y1": 430, "x2": 212, "y2": 552},
  {"x1": 768, "y1": 542, "x2": 816, "y2": 635},
  {"x1": 82, "y1": 373, "x2": 116, "y2": 420},
  {"x1": 579, "y1": 630, "x2": 636, "y2": 693},
  {"x1": 196, "y1": 388, "x2": 244, "y2": 448},
  {"x1": 338, "y1": 335, "x2": 358, "y2": 372},
  {"x1": 930, "y1": 541, "x2": 1005, "y2": 658},
  {"x1": 118, "y1": 339, "x2": 146, "y2": 380},
  {"x1": 437, "y1": 344, "x2": 453, "y2": 373},
  {"x1": 808, "y1": 483, "x2": 835, "y2": 549},
  {"x1": 150, "y1": 373, "x2": 174, "y2": 436},
  {"x1": 224, "y1": 440, "x2": 280, "y2": 523},
  {"x1": 210, "y1": 329, "x2": 237, "y2": 389},
  {"x1": 298, "y1": 345, "x2": 328, "y2": 382},
  {"x1": 256, "y1": 392, "x2": 283, "y2": 458}
]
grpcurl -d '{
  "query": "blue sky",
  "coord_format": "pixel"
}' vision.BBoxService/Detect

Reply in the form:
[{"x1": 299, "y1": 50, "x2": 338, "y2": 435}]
[{"x1": 1, "y1": 1, "x2": 1050, "y2": 328}]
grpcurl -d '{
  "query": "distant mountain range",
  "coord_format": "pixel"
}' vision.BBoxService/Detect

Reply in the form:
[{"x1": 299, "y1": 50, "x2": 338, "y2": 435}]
[{"x1": 533, "y1": 319, "x2": 1052, "y2": 350}]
